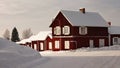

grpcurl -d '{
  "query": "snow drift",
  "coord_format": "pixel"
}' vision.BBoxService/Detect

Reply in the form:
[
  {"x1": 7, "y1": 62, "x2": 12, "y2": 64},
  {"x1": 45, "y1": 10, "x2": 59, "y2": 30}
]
[
  {"x1": 0, "y1": 38, "x2": 41, "y2": 68},
  {"x1": 40, "y1": 45, "x2": 120, "y2": 68}
]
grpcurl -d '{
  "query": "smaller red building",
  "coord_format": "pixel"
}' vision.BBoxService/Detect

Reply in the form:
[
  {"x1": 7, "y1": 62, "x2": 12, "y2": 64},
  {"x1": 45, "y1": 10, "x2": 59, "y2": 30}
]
[{"x1": 30, "y1": 31, "x2": 52, "y2": 51}]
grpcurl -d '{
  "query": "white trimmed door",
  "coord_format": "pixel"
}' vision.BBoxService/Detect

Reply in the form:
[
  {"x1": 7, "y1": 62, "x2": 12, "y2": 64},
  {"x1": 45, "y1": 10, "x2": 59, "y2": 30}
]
[
  {"x1": 65, "y1": 41, "x2": 70, "y2": 49},
  {"x1": 55, "y1": 41, "x2": 60, "y2": 49},
  {"x1": 49, "y1": 42, "x2": 52, "y2": 49},
  {"x1": 99, "y1": 39, "x2": 105, "y2": 47},
  {"x1": 89, "y1": 40, "x2": 94, "y2": 48},
  {"x1": 40, "y1": 43, "x2": 44, "y2": 50}
]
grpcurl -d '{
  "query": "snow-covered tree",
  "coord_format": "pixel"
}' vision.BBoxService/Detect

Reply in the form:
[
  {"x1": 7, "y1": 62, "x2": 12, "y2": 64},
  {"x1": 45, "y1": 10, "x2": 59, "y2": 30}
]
[
  {"x1": 11, "y1": 27, "x2": 20, "y2": 42},
  {"x1": 3, "y1": 29, "x2": 10, "y2": 40},
  {"x1": 22, "y1": 28, "x2": 33, "y2": 39}
]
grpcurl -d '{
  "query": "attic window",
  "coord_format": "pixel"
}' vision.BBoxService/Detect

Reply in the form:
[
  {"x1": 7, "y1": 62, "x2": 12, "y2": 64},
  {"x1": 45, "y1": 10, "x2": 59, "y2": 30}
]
[
  {"x1": 79, "y1": 26, "x2": 87, "y2": 35},
  {"x1": 54, "y1": 26, "x2": 61, "y2": 35}
]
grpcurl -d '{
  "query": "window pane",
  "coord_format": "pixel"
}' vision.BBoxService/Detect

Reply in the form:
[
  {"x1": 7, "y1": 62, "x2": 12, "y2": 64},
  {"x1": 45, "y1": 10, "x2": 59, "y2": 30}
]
[
  {"x1": 79, "y1": 26, "x2": 87, "y2": 35},
  {"x1": 54, "y1": 27, "x2": 56, "y2": 35},
  {"x1": 56, "y1": 26, "x2": 61, "y2": 35},
  {"x1": 40, "y1": 43, "x2": 44, "y2": 50},
  {"x1": 65, "y1": 41, "x2": 70, "y2": 49},
  {"x1": 49, "y1": 42, "x2": 52, "y2": 49},
  {"x1": 55, "y1": 41, "x2": 60, "y2": 48},
  {"x1": 63, "y1": 26, "x2": 70, "y2": 35}
]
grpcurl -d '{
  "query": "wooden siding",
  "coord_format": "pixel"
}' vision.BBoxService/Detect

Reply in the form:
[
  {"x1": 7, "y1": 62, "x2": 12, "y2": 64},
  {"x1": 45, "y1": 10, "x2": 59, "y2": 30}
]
[
  {"x1": 50, "y1": 11, "x2": 108, "y2": 37},
  {"x1": 52, "y1": 37, "x2": 109, "y2": 51}
]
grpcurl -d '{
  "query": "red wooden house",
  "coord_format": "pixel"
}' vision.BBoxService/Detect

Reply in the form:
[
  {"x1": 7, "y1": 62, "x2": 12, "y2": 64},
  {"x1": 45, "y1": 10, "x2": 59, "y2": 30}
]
[
  {"x1": 17, "y1": 8, "x2": 120, "y2": 51},
  {"x1": 49, "y1": 8, "x2": 109, "y2": 51}
]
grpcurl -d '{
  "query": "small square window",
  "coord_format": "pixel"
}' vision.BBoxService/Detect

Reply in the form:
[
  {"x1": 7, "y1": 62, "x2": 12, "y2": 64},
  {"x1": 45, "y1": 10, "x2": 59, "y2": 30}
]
[
  {"x1": 79, "y1": 26, "x2": 87, "y2": 35},
  {"x1": 54, "y1": 26, "x2": 61, "y2": 35},
  {"x1": 63, "y1": 26, "x2": 70, "y2": 35}
]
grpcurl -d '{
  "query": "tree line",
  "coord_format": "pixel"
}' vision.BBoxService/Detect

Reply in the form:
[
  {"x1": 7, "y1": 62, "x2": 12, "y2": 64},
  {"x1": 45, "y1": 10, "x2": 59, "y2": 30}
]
[{"x1": 3, "y1": 27, "x2": 33, "y2": 42}]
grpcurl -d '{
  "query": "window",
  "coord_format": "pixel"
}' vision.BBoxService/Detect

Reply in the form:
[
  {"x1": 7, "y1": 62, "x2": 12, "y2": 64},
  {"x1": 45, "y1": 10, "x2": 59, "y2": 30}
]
[
  {"x1": 34, "y1": 44, "x2": 37, "y2": 50},
  {"x1": 99, "y1": 39, "x2": 105, "y2": 47},
  {"x1": 55, "y1": 41, "x2": 60, "y2": 49},
  {"x1": 49, "y1": 42, "x2": 52, "y2": 49},
  {"x1": 113, "y1": 37, "x2": 118, "y2": 45},
  {"x1": 54, "y1": 27, "x2": 57, "y2": 35},
  {"x1": 63, "y1": 26, "x2": 70, "y2": 35},
  {"x1": 79, "y1": 26, "x2": 87, "y2": 35},
  {"x1": 54, "y1": 26, "x2": 61, "y2": 35},
  {"x1": 40, "y1": 43, "x2": 44, "y2": 50},
  {"x1": 65, "y1": 41, "x2": 70, "y2": 49},
  {"x1": 89, "y1": 40, "x2": 94, "y2": 48}
]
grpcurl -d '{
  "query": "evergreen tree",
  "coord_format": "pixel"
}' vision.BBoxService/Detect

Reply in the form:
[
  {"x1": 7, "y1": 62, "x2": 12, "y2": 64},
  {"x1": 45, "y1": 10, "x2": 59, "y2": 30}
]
[{"x1": 11, "y1": 27, "x2": 20, "y2": 42}]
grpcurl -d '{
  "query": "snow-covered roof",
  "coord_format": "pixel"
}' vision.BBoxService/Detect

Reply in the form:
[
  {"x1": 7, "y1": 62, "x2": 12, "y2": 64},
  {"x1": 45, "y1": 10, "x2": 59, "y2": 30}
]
[
  {"x1": 31, "y1": 31, "x2": 52, "y2": 41},
  {"x1": 16, "y1": 35, "x2": 36, "y2": 44},
  {"x1": 110, "y1": 26, "x2": 120, "y2": 34},
  {"x1": 17, "y1": 31, "x2": 52, "y2": 44},
  {"x1": 61, "y1": 10, "x2": 108, "y2": 27}
]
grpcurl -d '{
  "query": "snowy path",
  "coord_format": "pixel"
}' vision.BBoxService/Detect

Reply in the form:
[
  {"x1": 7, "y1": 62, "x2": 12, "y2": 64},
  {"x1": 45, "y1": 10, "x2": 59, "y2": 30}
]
[
  {"x1": 39, "y1": 50, "x2": 120, "y2": 68},
  {"x1": 34, "y1": 56, "x2": 120, "y2": 68}
]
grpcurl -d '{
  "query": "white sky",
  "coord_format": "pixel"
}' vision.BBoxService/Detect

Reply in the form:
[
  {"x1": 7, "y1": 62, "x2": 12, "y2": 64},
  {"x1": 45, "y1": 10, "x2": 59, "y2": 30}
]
[{"x1": 0, "y1": 0, "x2": 120, "y2": 38}]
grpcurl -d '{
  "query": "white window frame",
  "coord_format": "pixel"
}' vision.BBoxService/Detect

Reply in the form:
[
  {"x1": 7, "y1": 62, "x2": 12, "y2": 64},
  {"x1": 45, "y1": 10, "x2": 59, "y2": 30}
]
[
  {"x1": 113, "y1": 37, "x2": 119, "y2": 45},
  {"x1": 65, "y1": 41, "x2": 70, "y2": 49},
  {"x1": 49, "y1": 42, "x2": 52, "y2": 49},
  {"x1": 40, "y1": 43, "x2": 44, "y2": 50},
  {"x1": 54, "y1": 27, "x2": 57, "y2": 35},
  {"x1": 54, "y1": 26, "x2": 61, "y2": 35},
  {"x1": 63, "y1": 26, "x2": 70, "y2": 35},
  {"x1": 79, "y1": 26, "x2": 87, "y2": 35},
  {"x1": 34, "y1": 44, "x2": 37, "y2": 50},
  {"x1": 55, "y1": 41, "x2": 60, "y2": 49}
]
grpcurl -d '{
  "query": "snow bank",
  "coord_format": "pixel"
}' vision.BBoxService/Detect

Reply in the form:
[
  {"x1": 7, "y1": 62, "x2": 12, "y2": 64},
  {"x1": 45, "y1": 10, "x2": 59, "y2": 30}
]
[
  {"x1": 41, "y1": 45, "x2": 120, "y2": 56},
  {"x1": 40, "y1": 45, "x2": 120, "y2": 68},
  {"x1": 76, "y1": 45, "x2": 120, "y2": 52},
  {"x1": 0, "y1": 38, "x2": 42, "y2": 68}
]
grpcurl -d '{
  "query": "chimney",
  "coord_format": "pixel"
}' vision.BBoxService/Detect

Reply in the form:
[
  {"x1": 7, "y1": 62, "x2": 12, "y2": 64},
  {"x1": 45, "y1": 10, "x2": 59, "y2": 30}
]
[
  {"x1": 80, "y1": 8, "x2": 85, "y2": 14},
  {"x1": 108, "y1": 22, "x2": 111, "y2": 26}
]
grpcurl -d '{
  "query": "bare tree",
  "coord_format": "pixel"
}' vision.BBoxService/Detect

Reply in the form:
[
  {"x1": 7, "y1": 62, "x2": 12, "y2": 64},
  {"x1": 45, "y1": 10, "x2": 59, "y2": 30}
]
[
  {"x1": 3, "y1": 29, "x2": 10, "y2": 40},
  {"x1": 22, "y1": 28, "x2": 33, "y2": 39}
]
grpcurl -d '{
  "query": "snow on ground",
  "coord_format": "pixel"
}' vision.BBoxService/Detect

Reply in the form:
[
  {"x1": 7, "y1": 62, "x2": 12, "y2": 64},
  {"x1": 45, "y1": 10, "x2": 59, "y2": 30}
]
[
  {"x1": 0, "y1": 38, "x2": 42, "y2": 68},
  {"x1": 39, "y1": 45, "x2": 120, "y2": 68},
  {"x1": 40, "y1": 45, "x2": 120, "y2": 56},
  {"x1": 1, "y1": 38, "x2": 120, "y2": 68}
]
